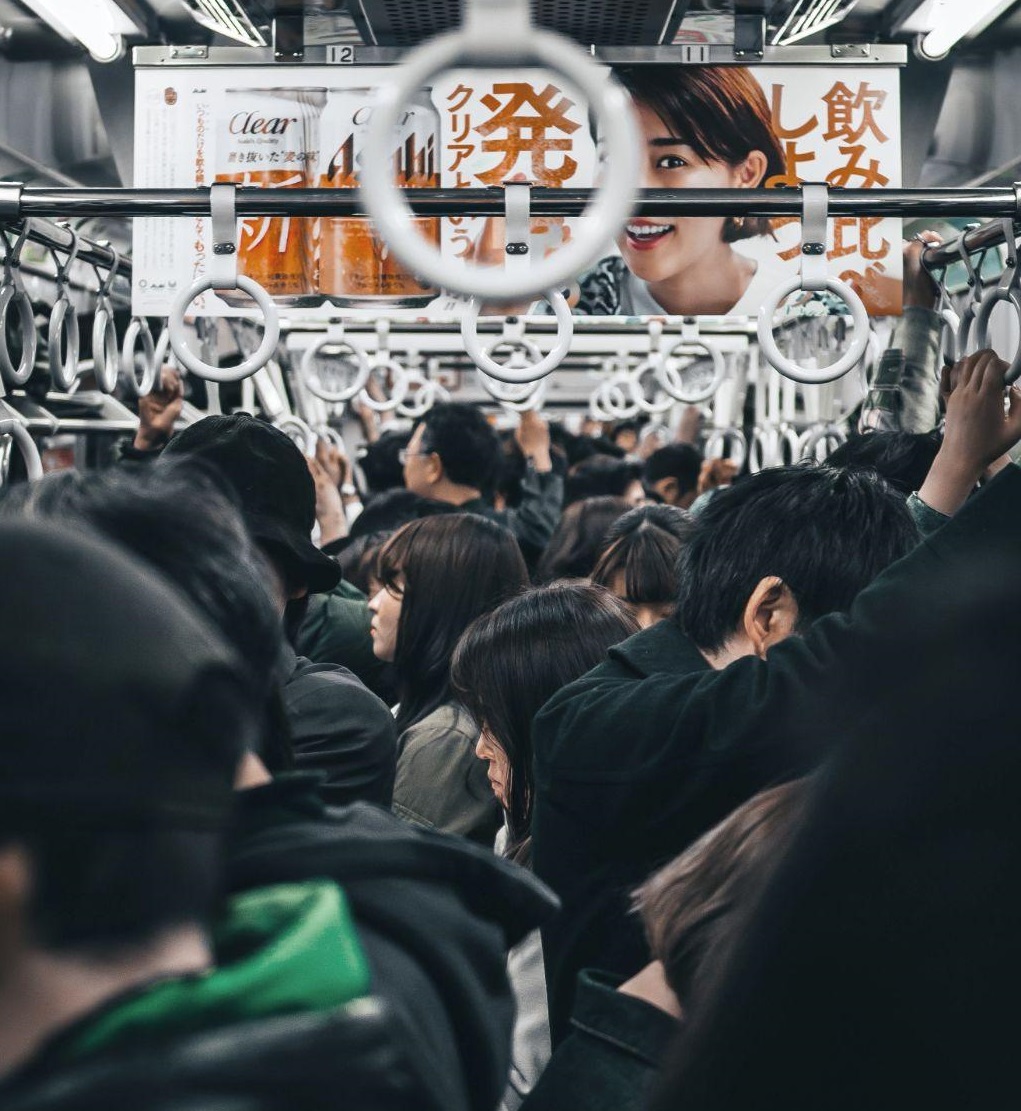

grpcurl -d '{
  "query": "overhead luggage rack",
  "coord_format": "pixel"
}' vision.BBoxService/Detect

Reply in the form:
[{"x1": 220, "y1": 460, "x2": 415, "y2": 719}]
[{"x1": 347, "y1": 0, "x2": 687, "y2": 47}]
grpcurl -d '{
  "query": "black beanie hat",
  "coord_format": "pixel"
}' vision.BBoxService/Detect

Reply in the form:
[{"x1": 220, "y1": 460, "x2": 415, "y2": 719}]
[
  {"x1": 163, "y1": 414, "x2": 341, "y2": 594},
  {"x1": 0, "y1": 519, "x2": 253, "y2": 831}
]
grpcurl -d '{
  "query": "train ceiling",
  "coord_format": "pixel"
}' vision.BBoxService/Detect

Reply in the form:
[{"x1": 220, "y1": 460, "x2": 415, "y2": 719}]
[{"x1": 0, "y1": 0, "x2": 1019, "y2": 59}]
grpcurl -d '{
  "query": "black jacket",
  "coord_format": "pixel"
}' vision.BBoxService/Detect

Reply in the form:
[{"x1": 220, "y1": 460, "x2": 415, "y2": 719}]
[
  {"x1": 0, "y1": 1000, "x2": 447, "y2": 1111},
  {"x1": 225, "y1": 774, "x2": 560, "y2": 1111},
  {"x1": 532, "y1": 464, "x2": 1021, "y2": 1043},
  {"x1": 521, "y1": 971, "x2": 678, "y2": 1111},
  {"x1": 280, "y1": 644, "x2": 397, "y2": 807}
]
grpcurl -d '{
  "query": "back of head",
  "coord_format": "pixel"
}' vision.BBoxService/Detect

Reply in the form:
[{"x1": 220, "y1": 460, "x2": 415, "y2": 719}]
[
  {"x1": 826, "y1": 430, "x2": 942, "y2": 498},
  {"x1": 591, "y1": 505, "x2": 693, "y2": 617},
  {"x1": 675, "y1": 465, "x2": 919, "y2": 653},
  {"x1": 564, "y1": 455, "x2": 641, "y2": 506},
  {"x1": 451, "y1": 581, "x2": 639, "y2": 856},
  {"x1": 1, "y1": 464, "x2": 286, "y2": 766},
  {"x1": 415, "y1": 403, "x2": 502, "y2": 494},
  {"x1": 377, "y1": 513, "x2": 529, "y2": 729},
  {"x1": 163, "y1": 413, "x2": 339, "y2": 594},
  {"x1": 633, "y1": 780, "x2": 805, "y2": 1006},
  {"x1": 537, "y1": 495, "x2": 631, "y2": 583},
  {"x1": 349, "y1": 488, "x2": 453, "y2": 542},
  {"x1": 0, "y1": 518, "x2": 252, "y2": 951},
  {"x1": 359, "y1": 428, "x2": 411, "y2": 496}
]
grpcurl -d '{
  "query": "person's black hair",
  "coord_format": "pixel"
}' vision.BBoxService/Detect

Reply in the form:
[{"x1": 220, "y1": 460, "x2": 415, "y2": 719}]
[
  {"x1": 2, "y1": 826, "x2": 221, "y2": 955},
  {"x1": 350, "y1": 488, "x2": 454, "y2": 541},
  {"x1": 675, "y1": 465, "x2": 919, "y2": 653},
  {"x1": 549, "y1": 425, "x2": 626, "y2": 466},
  {"x1": 413, "y1": 402, "x2": 503, "y2": 494},
  {"x1": 358, "y1": 428, "x2": 411, "y2": 495},
  {"x1": 564, "y1": 455, "x2": 642, "y2": 506},
  {"x1": 643, "y1": 443, "x2": 704, "y2": 498},
  {"x1": 376, "y1": 513, "x2": 529, "y2": 732},
  {"x1": 451, "y1": 582, "x2": 639, "y2": 863},
  {"x1": 826, "y1": 430, "x2": 942, "y2": 498},
  {"x1": 591, "y1": 504, "x2": 693, "y2": 608},
  {"x1": 337, "y1": 531, "x2": 390, "y2": 596},
  {"x1": 0, "y1": 462, "x2": 291, "y2": 770},
  {"x1": 537, "y1": 495, "x2": 631, "y2": 583}
]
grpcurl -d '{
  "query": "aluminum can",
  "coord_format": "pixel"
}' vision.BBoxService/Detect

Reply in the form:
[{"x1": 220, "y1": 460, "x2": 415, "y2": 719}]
[
  {"x1": 215, "y1": 87, "x2": 326, "y2": 305},
  {"x1": 318, "y1": 87, "x2": 439, "y2": 306}
]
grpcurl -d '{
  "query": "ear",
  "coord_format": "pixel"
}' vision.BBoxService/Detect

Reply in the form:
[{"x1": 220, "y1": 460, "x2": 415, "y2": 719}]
[
  {"x1": 0, "y1": 845, "x2": 32, "y2": 955},
  {"x1": 423, "y1": 452, "x2": 444, "y2": 486},
  {"x1": 741, "y1": 576, "x2": 800, "y2": 658},
  {"x1": 736, "y1": 150, "x2": 769, "y2": 189},
  {"x1": 659, "y1": 477, "x2": 680, "y2": 504}
]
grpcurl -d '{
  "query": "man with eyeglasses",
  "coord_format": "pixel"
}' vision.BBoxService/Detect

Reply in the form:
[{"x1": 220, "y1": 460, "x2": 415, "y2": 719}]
[{"x1": 402, "y1": 403, "x2": 563, "y2": 566}]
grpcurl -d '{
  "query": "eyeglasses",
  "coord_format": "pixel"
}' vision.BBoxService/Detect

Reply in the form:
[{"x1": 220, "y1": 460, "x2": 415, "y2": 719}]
[{"x1": 398, "y1": 449, "x2": 431, "y2": 465}]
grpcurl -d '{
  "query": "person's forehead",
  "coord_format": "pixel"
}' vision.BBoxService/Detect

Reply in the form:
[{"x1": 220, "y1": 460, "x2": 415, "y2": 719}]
[{"x1": 408, "y1": 424, "x2": 426, "y2": 449}]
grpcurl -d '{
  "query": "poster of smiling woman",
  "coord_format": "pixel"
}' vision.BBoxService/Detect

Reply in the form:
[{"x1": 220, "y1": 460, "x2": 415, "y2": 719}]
[{"x1": 433, "y1": 63, "x2": 902, "y2": 319}]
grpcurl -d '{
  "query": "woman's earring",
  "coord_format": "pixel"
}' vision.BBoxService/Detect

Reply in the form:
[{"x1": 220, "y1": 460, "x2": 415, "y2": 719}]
[{"x1": 732, "y1": 215, "x2": 746, "y2": 232}]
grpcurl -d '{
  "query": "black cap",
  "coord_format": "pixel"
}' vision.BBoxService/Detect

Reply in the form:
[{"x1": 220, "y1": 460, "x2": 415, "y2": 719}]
[
  {"x1": 164, "y1": 415, "x2": 341, "y2": 595},
  {"x1": 0, "y1": 520, "x2": 254, "y2": 830}
]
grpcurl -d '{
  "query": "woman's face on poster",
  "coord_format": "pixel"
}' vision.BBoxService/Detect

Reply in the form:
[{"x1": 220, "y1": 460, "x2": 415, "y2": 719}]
[{"x1": 616, "y1": 100, "x2": 769, "y2": 286}]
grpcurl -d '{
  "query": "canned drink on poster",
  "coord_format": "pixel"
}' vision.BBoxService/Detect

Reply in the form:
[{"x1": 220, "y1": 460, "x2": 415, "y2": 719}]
[
  {"x1": 318, "y1": 87, "x2": 439, "y2": 307},
  {"x1": 215, "y1": 87, "x2": 327, "y2": 306}
]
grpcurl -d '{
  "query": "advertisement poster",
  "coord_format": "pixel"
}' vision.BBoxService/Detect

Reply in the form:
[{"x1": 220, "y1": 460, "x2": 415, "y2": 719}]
[{"x1": 132, "y1": 62, "x2": 901, "y2": 320}]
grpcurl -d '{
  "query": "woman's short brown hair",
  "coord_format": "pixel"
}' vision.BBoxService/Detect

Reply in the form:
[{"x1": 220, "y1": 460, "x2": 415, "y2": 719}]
[
  {"x1": 633, "y1": 780, "x2": 805, "y2": 1003},
  {"x1": 615, "y1": 65, "x2": 785, "y2": 242}
]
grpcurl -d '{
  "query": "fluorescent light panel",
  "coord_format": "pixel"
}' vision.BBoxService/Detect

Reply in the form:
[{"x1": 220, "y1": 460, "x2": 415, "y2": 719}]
[
  {"x1": 916, "y1": 0, "x2": 1019, "y2": 57},
  {"x1": 19, "y1": 0, "x2": 143, "y2": 61}
]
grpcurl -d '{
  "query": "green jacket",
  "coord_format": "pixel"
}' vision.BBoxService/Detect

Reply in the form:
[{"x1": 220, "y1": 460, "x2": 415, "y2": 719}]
[{"x1": 45, "y1": 881, "x2": 370, "y2": 1068}]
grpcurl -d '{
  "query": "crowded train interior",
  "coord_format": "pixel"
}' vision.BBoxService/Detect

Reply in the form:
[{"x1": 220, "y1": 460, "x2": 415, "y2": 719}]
[{"x1": 2, "y1": 0, "x2": 1021, "y2": 1107}]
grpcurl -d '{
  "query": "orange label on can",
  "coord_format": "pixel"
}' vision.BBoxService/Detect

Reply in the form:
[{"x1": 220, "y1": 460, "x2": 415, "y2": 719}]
[
  {"x1": 318, "y1": 88, "x2": 440, "y2": 301},
  {"x1": 216, "y1": 89, "x2": 325, "y2": 299}
]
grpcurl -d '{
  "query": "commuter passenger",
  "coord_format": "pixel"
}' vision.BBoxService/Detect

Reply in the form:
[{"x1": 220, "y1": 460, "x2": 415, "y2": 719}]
[
  {"x1": 563, "y1": 455, "x2": 644, "y2": 506},
  {"x1": 0, "y1": 488, "x2": 554, "y2": 1111},
  {"x1": 642, "y1": 443, "x2": 704, "y2": 508},
  {"x1": 826, "y1": 429, "x2": 942, "y2": 497},
  {"x1": 0, "y1": 463, "x2": 290, "y2": 771},
  {"x1": 532, "y1": 349, "x2": 1021, "y2": 1043},
  {"x1": 0, "y1": 522, "x2": 371, "y2": 1107},
  {"x1": 403, "y1": 403, "x2": 563, "y2": 564},
  {"x1": 590, "y1": 505, "x2": 693, "y2": 628},
  {"x1": 652, "y1": 552, "x2": 1021, "y2": 1111},
  {"x1": 451, "y1": 581, "x2": 640, "y2": 1110},
  {"x1": 523, "y1": 782, "x2": 804, "y2": 1111},
  {"x1": 298, "y1": 489, "x2": 453, "y2": 703},
  {"x1": 163, "y1": 414, "x2": 398, "y2": 807},
  {"x1": 535, "y1": 496, "x2": 631, "y2": 583},
  {"x1": 371, "y1": 514, "x2": 529, "y2": 844}
]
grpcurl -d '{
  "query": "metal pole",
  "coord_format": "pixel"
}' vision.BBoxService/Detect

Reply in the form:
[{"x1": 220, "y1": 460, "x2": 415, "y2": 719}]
[
  {"x1": 5, "y1": 217, "x2": 130, "y2": 277},
  {"x1": 921, "y1": 218, "x2": 1016, "y2": 271},
  {"x1": 8, "y1": 185, "x2": 1021, "y2": 220}
]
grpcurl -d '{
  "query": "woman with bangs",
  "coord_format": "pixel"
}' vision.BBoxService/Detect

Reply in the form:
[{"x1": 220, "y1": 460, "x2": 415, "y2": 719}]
[
  {"x1": 368, "y1": 513, "x2": 529, "y2": 845},
  {"x1": 575, "y1": 66, "x2": 786, "y2": 317}
]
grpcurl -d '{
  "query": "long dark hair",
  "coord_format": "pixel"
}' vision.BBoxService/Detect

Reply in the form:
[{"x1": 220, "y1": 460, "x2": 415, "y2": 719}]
[
  {"x1": 377, "y1": 513, "x2": 528, "y2": 732},
  {"x1": 536, "y1": 495, "x2": 631, "y2": 583},
  {"x1": 451, "y1": 581, "x2": 640, "y2": 863}
]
